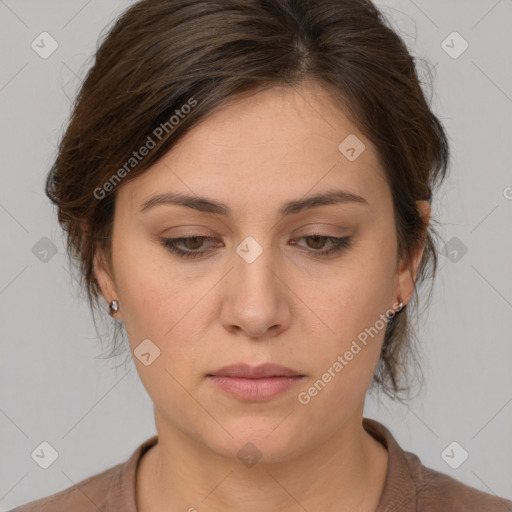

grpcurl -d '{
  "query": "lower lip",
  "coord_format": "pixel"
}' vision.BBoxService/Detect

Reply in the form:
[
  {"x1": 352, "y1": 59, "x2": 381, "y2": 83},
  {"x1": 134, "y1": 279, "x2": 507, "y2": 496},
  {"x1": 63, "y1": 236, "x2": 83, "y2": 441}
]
[{"x1": 207, "y1": 375, "x2": 305, "y2": 401}]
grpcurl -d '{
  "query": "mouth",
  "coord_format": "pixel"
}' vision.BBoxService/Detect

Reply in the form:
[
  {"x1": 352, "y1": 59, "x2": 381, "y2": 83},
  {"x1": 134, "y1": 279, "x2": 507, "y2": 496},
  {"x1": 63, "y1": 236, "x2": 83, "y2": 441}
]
[{"x1": 206, "y1": 363, "x2": 305, "y2": 402}]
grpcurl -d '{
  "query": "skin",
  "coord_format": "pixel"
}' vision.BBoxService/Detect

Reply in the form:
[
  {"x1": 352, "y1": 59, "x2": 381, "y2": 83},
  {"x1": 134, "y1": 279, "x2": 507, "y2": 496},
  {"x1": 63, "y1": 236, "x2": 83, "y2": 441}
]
[{"x1": 94, "y1": 79, "x2": 430, "y2": 512}]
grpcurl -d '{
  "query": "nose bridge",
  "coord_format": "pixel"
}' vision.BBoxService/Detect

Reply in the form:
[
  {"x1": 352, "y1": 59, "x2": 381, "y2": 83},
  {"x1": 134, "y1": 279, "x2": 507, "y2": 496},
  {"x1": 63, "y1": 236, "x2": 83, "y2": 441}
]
[
  {"x1": 234, "y1": 234, "x2": 280, "y2": 302},
  {"x1": 221, "y1": 234, "x2": 289, "y2": 336}
]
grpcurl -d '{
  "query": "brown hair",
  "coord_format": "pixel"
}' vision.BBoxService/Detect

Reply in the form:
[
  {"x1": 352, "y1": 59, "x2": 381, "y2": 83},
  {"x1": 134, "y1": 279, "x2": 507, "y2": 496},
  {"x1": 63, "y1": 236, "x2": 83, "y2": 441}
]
[{"x1": 46, "y1": 0, "x2": 450, "y2": 399}]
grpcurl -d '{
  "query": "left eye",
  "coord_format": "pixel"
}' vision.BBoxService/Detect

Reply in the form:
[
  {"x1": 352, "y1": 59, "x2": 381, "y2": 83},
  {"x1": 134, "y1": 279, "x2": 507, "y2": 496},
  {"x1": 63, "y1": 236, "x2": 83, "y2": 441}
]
[
  {"x1": 160, "y1": 235, "x2": 352, "y2": 260},
  {"x1": 290, "y1": 235, "x2": 352, "y2": 257}
]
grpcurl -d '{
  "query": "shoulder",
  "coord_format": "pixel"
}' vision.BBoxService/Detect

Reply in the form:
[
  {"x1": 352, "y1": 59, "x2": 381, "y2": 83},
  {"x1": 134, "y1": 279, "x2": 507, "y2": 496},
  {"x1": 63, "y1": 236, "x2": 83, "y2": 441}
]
[
  {"x1": 363, "y1": 418, "x2": 512, "y2": 512},
  {"x1": 7, "y1": 463, "x2": 121, "y2": 512},
  {"x1": 403, "y1": 450, "x2": 512, "y2": 511},
  {"x1": 8, "y1": 435, "x2": 158, "y2": 512}
]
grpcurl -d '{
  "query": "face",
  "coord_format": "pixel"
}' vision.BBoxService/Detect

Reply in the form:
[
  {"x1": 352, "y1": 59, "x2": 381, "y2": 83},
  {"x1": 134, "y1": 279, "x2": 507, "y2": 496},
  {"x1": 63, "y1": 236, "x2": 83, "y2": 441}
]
[{"x1": 94, "y1": 80, "x2": 428, "y2": 463}]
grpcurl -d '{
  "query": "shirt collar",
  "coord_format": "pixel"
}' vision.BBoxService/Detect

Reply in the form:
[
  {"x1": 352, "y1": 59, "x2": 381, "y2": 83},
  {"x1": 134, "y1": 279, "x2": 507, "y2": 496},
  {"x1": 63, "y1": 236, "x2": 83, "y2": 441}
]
[
  {"x1": 363, "y1": 418, "x2": 418, "y2": 511},
  {"x1": 105, "y1": 419, "x2": 414, "y2": 511}
]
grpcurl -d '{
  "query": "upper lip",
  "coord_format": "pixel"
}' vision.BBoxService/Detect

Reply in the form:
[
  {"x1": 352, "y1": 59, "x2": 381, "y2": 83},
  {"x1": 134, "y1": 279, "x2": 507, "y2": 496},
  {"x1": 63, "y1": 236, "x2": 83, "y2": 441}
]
[{"x1": 208, "y1": 363, "x2": 304, "y2": 378}]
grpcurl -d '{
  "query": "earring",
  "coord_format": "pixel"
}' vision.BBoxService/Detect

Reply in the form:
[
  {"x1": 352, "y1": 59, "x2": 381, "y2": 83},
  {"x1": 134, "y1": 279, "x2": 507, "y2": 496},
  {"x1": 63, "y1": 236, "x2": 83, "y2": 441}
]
[
  {"x1": 109, "y1": 299, "x2": 119, "y2": 316},
  {"x1": 386, "y1": 298, "x2": 404, "y2": 333}
]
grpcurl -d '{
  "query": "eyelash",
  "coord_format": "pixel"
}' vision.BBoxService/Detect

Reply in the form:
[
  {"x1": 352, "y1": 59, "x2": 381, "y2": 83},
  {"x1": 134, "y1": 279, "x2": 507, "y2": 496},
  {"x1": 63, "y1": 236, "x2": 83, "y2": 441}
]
[{"x1": 160, "y1": 234, "x2": 352, "y2": 260}]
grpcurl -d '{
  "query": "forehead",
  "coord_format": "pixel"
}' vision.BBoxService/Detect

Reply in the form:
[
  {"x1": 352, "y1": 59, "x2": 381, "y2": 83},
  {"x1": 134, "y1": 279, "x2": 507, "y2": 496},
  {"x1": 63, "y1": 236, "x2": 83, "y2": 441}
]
[{"x1": 118, "y1": 81, "x2": 389, "y2": 216}]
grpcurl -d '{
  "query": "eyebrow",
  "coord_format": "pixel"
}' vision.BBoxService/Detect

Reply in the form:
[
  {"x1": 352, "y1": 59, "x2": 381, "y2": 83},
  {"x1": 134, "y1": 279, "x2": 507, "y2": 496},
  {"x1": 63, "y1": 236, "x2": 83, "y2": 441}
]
[{"x1": 139, "y1": 189, "x2": 369, "y2": 218}]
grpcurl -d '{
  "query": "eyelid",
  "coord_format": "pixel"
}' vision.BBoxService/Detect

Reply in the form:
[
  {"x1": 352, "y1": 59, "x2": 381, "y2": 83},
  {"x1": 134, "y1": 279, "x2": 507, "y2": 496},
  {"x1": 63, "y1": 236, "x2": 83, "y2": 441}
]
[{"x1": 160, "y1": 233, "x2": 352, "y2": 260}]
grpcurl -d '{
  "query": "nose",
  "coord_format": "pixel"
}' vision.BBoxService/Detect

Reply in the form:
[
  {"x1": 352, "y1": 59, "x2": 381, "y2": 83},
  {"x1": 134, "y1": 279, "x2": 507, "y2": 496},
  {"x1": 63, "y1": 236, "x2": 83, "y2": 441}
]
[{"x1": 219, "y1": 239, "x2": 292, "y2": 339}]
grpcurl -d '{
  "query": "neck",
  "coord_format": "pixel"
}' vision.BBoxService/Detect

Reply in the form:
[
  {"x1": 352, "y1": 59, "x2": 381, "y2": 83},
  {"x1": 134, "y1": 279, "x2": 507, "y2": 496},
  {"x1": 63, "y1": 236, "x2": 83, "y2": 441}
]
[{"x1": 136, "y1": 412, "x2": 388, "y2": 512}]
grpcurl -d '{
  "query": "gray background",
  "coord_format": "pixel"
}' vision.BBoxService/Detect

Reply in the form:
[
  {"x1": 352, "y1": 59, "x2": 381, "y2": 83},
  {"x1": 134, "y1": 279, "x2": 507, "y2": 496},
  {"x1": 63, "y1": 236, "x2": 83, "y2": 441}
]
[{"x1": 1, "y1": 0, "x2": 511, "y2": 509}]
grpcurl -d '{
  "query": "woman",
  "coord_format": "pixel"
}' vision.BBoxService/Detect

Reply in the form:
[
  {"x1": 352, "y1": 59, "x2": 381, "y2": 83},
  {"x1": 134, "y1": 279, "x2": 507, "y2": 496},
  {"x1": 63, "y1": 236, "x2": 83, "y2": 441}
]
[{"x1": 10, "y1": 0, "x2": 511, "y2": 511}]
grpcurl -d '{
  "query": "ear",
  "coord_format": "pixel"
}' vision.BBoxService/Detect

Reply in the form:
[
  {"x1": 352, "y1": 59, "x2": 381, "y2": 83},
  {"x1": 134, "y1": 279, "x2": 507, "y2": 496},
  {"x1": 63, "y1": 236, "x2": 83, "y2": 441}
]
[
  {"x1": 395, "y1": 200, "x2": 431, "y2": 306},
  {"x1": 93, "y1": 247, "x2": 120, "y2": 315}
]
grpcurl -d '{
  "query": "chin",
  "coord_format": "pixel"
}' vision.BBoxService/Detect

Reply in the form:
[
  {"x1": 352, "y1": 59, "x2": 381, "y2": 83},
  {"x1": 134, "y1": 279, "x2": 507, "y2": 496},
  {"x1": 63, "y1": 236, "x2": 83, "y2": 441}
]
[{"x1": 203, "y1": 416, "x2": 311, "y2": 465}]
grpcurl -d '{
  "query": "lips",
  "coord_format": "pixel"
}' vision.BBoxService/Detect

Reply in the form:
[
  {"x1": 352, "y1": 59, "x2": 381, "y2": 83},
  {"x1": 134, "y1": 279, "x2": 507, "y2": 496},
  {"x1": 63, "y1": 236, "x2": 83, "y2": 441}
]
[
  {"x1": 207, "y1": 363, "x2": 305, "y2": 401},
  {"x1": 207, "y1": 363, "x2": 304, "y2": 378}
]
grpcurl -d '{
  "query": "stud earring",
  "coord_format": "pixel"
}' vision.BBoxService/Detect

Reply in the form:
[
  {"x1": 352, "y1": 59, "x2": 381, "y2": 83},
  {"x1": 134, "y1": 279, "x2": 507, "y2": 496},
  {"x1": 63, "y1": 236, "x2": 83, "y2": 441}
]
[
  {"x1": 109, "y1": 300, "x2": 119, "y2": 316},
  {"x1": 386, "y1": 298, "x2": 405, "y2": 333}
]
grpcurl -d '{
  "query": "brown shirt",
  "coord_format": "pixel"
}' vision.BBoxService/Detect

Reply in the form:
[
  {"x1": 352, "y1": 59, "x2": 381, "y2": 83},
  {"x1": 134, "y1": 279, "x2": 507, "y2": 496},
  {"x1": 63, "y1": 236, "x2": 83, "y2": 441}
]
[{"x1": 9, "y1": 418, "x2": 512, "y2": 512}]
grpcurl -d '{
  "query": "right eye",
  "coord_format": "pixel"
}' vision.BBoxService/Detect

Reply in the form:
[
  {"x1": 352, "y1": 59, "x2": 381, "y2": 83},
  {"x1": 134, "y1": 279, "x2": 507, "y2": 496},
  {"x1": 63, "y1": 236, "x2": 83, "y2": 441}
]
[{"x1": 160, "y1": 236, "x2": 221, "y2": 259}]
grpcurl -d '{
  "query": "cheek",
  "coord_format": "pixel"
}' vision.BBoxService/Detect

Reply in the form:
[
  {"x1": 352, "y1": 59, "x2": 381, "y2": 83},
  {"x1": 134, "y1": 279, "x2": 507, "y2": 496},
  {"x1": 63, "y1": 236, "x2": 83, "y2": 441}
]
[
  {"x1": 295, "y1": 245, "x2": 395, "y2": 340},
  {"x1": 295, "y1": 242, "x2": 396, "y2": 396},
  {"x1": 112, "y1": 249, "x2": 228, "y2": 392},
  {"x1": 295, "y1": 287, "x2": 390, "y2": 423},
  {"x1": 111, "y1": 235, "x2": 200, "y2": 348}
]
